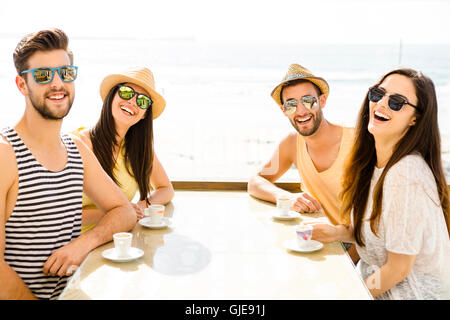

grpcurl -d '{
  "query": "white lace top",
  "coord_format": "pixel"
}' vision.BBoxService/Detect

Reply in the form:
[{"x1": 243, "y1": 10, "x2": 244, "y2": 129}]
[{"x1": 353, "y1": 154, "x2": 450, "y2": 300}]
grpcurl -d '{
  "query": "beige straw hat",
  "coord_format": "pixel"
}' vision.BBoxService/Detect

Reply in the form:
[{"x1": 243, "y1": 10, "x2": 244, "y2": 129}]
[
  {"x1": 271, "y1": 63, "x2": 329, "y2": 106},
  {"x1": 100, "y1": 67, "x2": 166, "y2": 119}
]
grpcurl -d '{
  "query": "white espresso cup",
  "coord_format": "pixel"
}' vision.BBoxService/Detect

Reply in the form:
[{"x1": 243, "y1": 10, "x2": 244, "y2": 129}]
[
  {"x1": 144, "y1": 204, "x2": 165, "y2": 224},
  {"x1": 276, "y1": 197, "x2": 291, "y2": 216},
  {"x1": 296, "y1": 225, "x2": 313, "y2": 248},
  {"x1": 113, "y1": 232, "x2": 132, "y2": 257}
]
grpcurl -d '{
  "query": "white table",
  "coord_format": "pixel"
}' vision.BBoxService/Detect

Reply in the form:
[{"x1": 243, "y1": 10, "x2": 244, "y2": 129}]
[{"x1": 60, "y1": 191, "x2": 372, "y2": 300}]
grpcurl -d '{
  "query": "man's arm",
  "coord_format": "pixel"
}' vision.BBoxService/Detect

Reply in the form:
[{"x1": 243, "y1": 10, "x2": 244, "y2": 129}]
[
  {"x1": 248, "y1": 133, "x2": 297, "y2": 203},
  {"x1": 43, "y1": 136, "x2": 136, "y2": 277},
  {"x1": 248, "y1": 133, "x2": 321, "y2": 212},
  {"x1": 0, "y1": 140, "x2": 37, "y2": 299}
]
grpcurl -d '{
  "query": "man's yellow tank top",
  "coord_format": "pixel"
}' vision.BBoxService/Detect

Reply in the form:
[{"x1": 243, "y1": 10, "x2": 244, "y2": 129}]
[
  {"x1": 72, "y1": 128, "x2": 139, "y2": 232},
  {"x1": 294, "y1": 127, "x2": 354, "y2": 225}
]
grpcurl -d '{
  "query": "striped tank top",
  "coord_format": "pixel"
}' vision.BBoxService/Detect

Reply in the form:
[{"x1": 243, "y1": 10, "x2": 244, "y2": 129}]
[{"x1": 1, "y1": 127, "x2": 83, "y2": 300}]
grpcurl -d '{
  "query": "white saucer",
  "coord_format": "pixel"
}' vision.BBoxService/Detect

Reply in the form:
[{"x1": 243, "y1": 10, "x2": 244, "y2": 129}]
[
  {"x1": 139, "y1": 217, "x2": 171, "y2": 229},
  {"x1": 284, "y1": 239, "x2": 323, "y2": 253},
  {"x1": 102, "y1": 247, "x2": 144, "y2": 262},
  {"x1": 272, "y1": 210, "x2": 300, "y2": 220}
]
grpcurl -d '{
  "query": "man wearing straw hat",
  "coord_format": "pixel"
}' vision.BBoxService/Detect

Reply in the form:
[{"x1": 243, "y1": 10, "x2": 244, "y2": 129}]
[
  {"x1": 248, "y1": 63, "x2": 355, "y2": 231},
  {"x1": 0, "y1": 28, "x2": 136, "y2": 299}
]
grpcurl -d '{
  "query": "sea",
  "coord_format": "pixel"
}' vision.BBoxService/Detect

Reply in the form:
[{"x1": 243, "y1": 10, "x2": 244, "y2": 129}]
[{"x1": 1, "y1": 36, "x2": 449, "y2": 182}]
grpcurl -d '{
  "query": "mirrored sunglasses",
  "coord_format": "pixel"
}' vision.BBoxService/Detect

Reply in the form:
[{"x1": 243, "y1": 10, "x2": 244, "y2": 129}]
[
  {"x1": 20, "y1": 65, "x2": 78, "y2": 84},
  {"x1": 117, "y1": 85, "x2": 152, "y2": 109},
  {"x1": 283, "y1": 95, "x2": 318, "y2": 115}
]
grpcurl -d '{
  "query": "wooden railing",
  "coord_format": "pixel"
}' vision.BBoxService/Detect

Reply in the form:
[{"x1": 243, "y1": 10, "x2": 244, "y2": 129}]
[{"x1": 172, "y1": 180, "x2": 302, "y2": 193}]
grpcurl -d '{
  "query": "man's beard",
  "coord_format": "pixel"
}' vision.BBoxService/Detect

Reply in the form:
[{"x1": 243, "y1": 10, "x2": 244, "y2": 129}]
[
  {"x1": 290, "y1": 108, "x2": 323, "y2": 137},
  {"x1": 29, "y1": 88, "x2": 74, "y2": 120}
]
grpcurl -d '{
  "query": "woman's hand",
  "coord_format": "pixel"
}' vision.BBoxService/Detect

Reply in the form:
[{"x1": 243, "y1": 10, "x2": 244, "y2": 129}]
[
  {"x1": 307, "y1": 223, "x2": 355, "y2": 243},
  {"x1": 131, "y1": 202, "x2": 144, "y2": 221},
  {"x1": 307, "y1": 223, "x2": 340, "y2": 243}
]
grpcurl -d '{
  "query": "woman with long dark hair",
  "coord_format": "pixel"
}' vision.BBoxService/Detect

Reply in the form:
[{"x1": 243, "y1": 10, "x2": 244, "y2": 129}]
[
  {"x1": 311, "y1": 68, "x2": 449, "y2": 299},
  {"x1": 74, "y1": 67, "x2": 174, "y2": 232}
]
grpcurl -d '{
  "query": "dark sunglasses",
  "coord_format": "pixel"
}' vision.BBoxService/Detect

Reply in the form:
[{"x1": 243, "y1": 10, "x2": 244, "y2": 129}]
[
  {"x1": 368, "y1": 86, "x2": 420, "y2": 112},
  {"x1": 20, "y1": 65, "x2": 78, "y2": 84},
  {"x1": 117, "y1": 85, "x2": 152, "y2": 109},
  {"x1": 283, "y1": 95, "x2": 318, "y2": 115}
]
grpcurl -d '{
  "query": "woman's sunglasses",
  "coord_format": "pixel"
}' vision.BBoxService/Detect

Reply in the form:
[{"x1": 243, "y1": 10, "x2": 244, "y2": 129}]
[
  {"x1": 117, "y1": 85, "x2": 152, "y2": 109},
  {"x1": 368, "y1": 86, "x2": 420, "y2": 112},
  {"x1": 283, "y1": 95, "x2": 318, "y2": 115},
  {"x1": 20, "y1": 65, "x2": 78, "y2": 84}
]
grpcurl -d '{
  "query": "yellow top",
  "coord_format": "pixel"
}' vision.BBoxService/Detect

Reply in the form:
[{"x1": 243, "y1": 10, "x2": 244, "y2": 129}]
[
  {"x1": 72, "y1": 127, "x2": 139, "y2": 232},
  {"x1": 295, "y1": 127, "x2": 354, "y2": 225}
]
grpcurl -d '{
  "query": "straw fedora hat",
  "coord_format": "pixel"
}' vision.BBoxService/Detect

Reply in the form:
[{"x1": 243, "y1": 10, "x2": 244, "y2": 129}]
[
  {"x1": 271, "y1": 63, "x2": 329, "y2": 106},
  {"x1": 100, "y1": 67, "x2": 166, "y2": 119}
]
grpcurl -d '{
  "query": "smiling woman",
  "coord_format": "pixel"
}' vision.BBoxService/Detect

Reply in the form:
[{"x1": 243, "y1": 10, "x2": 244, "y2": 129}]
[
  {"x1": 367, "y1": 75, "x2": 420, "y2": 154},
  {"x1": 72, "y1": 67, "x2": 174, "y2": 233},
  {"x1": 336, "y1": 68, "x2": 450, "y2": 299}
]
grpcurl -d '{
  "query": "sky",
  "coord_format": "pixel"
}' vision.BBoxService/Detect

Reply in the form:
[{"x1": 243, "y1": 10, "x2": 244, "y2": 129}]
[{"x1": 1, "y1": 0, "x2": 450, "y2": 45}]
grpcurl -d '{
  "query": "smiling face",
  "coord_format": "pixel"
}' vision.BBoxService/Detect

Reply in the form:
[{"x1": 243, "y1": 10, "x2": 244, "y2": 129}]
[
  {"x1": 281, "y1": 82, "x2": 326, "y2": 137},
  {"x1": 18, "y1": 49, "x2": 75, "y2": 120},
  {"x1": 368, "y1": 74, "x2": 418, "y2": 144},
  {"x1": 111, "y1": 82, "x2": 149, "y2": 129}
]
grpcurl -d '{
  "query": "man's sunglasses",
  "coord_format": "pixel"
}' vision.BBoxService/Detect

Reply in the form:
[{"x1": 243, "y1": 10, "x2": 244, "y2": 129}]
[
  {"x1": 283, "y1": 95, "x2": 318, "y2": 115},
  {"x1": 368, "y1": 86, "x2": 420, "y2": 112},
  {"x1": 20, "y1": 65, "x2": 78, "y2": 84},
  {"x1": 117, "y1": 85, "x2": 152, "y2": 109}
]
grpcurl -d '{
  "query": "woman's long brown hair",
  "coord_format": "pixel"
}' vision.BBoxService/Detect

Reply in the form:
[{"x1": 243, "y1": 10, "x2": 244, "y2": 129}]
[
  {"x1": 340, "y1": 68, "x2": 449, "y2": 246},
  {"x1": 90, "y1": 84, "x2": 154, "y2": 205}
]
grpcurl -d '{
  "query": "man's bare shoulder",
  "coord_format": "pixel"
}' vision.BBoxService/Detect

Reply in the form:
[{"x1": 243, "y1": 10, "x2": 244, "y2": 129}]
[
  {"x1": 0, "y1": 135, "x2": 16, "y2": 161},
  {"x1": 282, "y1": 132, "x2": 298, "y2": 146},
  {"x1": 0, "y1": 135, "x2": 18, "y2": 186},
  {"x1": 251, "y1": 131, "x2": 298, "y2": 182},
  {"x1": 279, "y1": 132, "x2": 298, "y2": 156},
  {"x1": 256, "y1": 132, "x2": 298, "y2": 164}
]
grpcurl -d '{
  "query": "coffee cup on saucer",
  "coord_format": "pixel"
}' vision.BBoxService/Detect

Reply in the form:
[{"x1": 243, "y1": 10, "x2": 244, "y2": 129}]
[
  {"x1": 113, "y1": 232, "x2": 132, "y2": 257},
  {"x1": 296, "y1": 224, "x2": 313, "y2": 248},
  {"x1": 144, "y1": 204, "x2": 165, "y2": 225},
  {"x1": 276, "y1": 197, "x2": 291, "y2": 217}
]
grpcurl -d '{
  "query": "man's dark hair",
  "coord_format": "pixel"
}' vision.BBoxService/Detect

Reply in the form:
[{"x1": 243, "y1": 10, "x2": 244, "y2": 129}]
[{"x1": 13, "y1": 28, "x2": 73, "y2": 76}]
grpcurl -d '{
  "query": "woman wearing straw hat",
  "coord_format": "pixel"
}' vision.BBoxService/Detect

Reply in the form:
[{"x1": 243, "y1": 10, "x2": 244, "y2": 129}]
[{"x1": 73, "y1": 67, "x2": 174, "y2": 232}]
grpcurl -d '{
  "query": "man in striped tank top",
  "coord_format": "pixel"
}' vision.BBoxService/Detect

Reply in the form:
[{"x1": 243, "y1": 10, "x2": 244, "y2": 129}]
[{"x1": 0, "y1": 29, "x2": 137, "y2": 299}]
